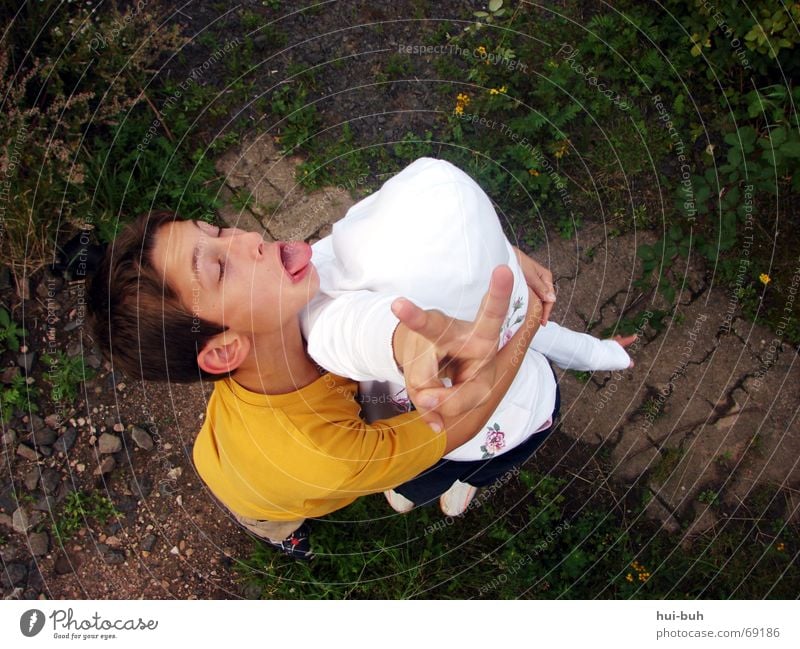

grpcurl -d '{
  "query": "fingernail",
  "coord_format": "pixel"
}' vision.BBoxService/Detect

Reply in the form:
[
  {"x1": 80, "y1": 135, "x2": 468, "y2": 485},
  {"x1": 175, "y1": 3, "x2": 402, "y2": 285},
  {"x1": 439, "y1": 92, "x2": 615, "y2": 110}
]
[
  {"x1": 547, "y1": 292, "x2": 557, "y2": 301},
  {"x1": 430, "y1": 422, "x2": 442, "y2": 433}
]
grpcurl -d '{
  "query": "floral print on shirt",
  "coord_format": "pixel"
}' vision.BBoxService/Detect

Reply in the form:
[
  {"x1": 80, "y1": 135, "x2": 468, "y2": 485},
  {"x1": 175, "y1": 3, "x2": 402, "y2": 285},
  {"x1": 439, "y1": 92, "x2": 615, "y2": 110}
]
[
  {"x1": 481, "y1": 422, "x2": 507, "y2": 459},
  {"x1": 501, "y1": 296, "x2": 526, "y2": 346}
]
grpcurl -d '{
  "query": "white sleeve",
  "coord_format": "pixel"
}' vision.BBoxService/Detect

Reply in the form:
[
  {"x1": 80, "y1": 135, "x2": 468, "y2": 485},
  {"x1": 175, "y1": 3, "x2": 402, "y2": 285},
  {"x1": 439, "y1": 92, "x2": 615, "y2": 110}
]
[
  {"x1": 531, "y1": 321, "x2": 631, "y2": 371},
  {"x1": 302, "y1": 291, "x2": 406, "y2": 385}
]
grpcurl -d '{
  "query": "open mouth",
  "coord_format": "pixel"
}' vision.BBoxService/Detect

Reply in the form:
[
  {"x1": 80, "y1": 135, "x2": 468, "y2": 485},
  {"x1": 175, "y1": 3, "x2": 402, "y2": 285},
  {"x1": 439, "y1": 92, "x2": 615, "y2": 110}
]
[{"x1": 279, "y1": 242, "x2": 313, "y2": 282}]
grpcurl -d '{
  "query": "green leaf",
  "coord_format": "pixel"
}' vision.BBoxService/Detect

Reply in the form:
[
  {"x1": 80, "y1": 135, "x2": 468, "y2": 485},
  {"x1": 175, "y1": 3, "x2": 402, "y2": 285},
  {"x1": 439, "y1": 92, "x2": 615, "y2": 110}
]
[
  {"x1": 769, "y1": 126, "x2": 787, "y2": 147},
  {"x1": 780, "y1": 141, "x2": 800, "y2": 158},
  {"x1": 489, "y1": 0, "x2": 503, "y2": 11},
  {"x1": 0, "y1": 308, "x2": 8, "y2": 327},
  {"x1": 637, "y1": 244, "x2": 654, "y2": 261}
]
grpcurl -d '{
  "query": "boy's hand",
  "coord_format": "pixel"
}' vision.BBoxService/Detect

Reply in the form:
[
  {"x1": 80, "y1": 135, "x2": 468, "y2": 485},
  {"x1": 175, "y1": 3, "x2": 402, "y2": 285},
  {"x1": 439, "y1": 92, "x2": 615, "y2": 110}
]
[
  {"x1": 391, "y1": 266, "x2": 515, "y2": 431},
  {"x1": 611, "y1": 334, "x2": 638, "y2": 368},
  {"x1": 512, "y1": 246, "x2": 556, "y2": 325}
]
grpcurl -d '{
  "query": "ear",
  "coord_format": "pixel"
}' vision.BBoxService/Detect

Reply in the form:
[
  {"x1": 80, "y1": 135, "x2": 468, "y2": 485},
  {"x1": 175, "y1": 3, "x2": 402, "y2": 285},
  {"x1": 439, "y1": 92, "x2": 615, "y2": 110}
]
[{"x1": 197, "y1": 332, "x2": 251, "y2": 375}]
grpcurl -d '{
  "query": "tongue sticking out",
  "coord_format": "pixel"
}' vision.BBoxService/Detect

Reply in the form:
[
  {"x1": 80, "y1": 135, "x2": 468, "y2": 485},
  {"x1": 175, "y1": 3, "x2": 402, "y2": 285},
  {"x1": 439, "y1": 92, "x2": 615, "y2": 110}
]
[{"x1": 280, "y1": 242, "x2": 312, "y2": 277}]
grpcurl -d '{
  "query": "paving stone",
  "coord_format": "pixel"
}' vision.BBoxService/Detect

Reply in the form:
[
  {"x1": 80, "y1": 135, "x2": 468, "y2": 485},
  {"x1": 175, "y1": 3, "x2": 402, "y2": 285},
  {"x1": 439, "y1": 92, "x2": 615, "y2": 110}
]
[{"x1": 28, "y1": 531, "x2": 49, "y2": 556}]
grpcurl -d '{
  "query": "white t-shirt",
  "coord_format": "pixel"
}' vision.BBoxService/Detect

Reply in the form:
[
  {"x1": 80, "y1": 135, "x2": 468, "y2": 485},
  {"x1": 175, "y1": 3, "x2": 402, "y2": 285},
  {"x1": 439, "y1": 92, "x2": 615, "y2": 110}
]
[{"x1": 301, "y1": 158, "x2": 629, "y2": 460}]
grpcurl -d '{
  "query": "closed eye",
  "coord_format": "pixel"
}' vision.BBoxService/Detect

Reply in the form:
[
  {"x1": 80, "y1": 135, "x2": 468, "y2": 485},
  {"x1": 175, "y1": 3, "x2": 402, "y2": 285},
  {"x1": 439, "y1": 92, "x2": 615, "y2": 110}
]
[{"x1": 217, "y1": 226, "x2": 226, "y2": 280}]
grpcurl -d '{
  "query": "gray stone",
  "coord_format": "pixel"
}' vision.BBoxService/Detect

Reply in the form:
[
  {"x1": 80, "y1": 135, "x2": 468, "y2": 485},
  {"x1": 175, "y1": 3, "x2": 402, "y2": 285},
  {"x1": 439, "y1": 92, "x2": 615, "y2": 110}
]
[
  {"x1": 85, "y1": 352, "x2": 102, "y2": 369},
  {"x1": 63, "y1": 318, "x2": 81, "y2": 332},
  {"x1": 102, "y1": 549, "x2": 125, "y2": 565},
  {"x1": 130, "y1": 426, "x2": 154, "y2": 451},
  {"x1": 1, "y1": 562, "x2": 27, "y2": 588},
  {"x1": 141, "y1": 534, "x2": 157, "y2": 552},
  {"x1": 16, "y1": 444, "x2": 40, "y2": 461},
  {"x1": 53, "y1": 427, "x2": 78, "y2": 453},
  {"x1": 31, "y1": 495, "x2": 57, "y2": 513},
  {"x1": 0, "y1": 512, "x2": 12, "y2": 529},
  {"x1": 98, "y1": 433, "x2": 122, "y2": 454},
  {"x1": 30, "y1": 427, "x2": 57, "y2": 447},
  {"x1": 1, "y1": 428, "x2": 16, "y2": 446},
  {"x1": 23, "y1": 468, "x2": 39, "y2": 491},
  {"x1": 66, "y1": 342, "x2": 82, "y2": 357},
  {"x1": 11, "y1": 507, "x2": 30, "y2": 533},
  {"x1": 28, "y1": 531, "x2": 49, "y2": 556},
  {"x1": 94, "y1": 456, "x2": 115, "y2": 475},
  {"x1": 1, "y1": 365, "x2": 19, "y2": 383},
  {"x1": 44, "y1": 414, "x2": 61, "y2": 429},
  {"x1": 129, "y1": 475, "x2": 153, "y2": 500},
  {"x1": 16, "y1": 351, "x2": 36, "y2": 374},
  {"x1": 37, "y1": 445, "x2": 53, "y2": 458},
  {"x1": 40, "y1": 469, "x2": 60, "y2": 495}
]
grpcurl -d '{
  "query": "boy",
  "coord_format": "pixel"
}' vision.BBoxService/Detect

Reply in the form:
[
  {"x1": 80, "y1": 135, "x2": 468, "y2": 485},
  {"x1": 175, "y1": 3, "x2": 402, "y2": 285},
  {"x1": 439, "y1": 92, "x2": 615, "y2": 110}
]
[
  {"x1": 88, "y1": 209, "x2": 548, "y2": 559},
  {"x1": 302, "y1": 158, "x2": 634, "y2": 515}
]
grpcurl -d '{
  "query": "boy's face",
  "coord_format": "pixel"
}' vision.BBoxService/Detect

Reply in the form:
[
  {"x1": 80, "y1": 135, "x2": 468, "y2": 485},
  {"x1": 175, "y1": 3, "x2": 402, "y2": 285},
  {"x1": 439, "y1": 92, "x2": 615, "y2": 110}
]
[{"x1": 151, "y1": 219, "x2": 319, "y2": 336}]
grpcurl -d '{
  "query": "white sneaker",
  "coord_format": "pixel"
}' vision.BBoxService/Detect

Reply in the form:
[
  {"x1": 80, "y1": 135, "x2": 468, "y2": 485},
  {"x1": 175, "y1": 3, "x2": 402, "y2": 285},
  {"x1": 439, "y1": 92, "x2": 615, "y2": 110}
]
[
  {"x1": 384, "y1": 489, "x2": 416, "y2": 513},
  {"x1": 439, "y1": 480, "x2": 478, "y2": 517}
]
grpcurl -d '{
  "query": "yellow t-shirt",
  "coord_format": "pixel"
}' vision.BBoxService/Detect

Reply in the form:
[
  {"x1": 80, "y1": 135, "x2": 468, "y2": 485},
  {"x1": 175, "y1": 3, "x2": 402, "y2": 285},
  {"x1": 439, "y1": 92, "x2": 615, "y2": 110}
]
[{"x1": 193, "y1": 372, "x2": 446, "y2": 521}]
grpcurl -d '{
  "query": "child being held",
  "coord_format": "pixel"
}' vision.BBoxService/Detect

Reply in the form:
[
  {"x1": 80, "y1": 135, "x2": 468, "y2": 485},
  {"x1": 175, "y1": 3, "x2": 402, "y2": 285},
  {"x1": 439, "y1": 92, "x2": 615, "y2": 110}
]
[{"x1": 302, "y1": 158, "x2": 633, "y2": 512}]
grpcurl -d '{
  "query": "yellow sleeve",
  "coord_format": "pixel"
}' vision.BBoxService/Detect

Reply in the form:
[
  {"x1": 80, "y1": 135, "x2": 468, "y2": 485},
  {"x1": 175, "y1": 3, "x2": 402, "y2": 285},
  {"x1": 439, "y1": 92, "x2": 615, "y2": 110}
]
[{"x1": 311, "y1": 410, "x2": 447, "y2": 497}]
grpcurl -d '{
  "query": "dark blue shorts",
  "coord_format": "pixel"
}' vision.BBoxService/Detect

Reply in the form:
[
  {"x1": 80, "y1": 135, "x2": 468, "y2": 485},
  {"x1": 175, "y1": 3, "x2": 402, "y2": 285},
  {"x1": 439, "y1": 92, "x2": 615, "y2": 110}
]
[{"x1": 395, "y1": 372, "x2": 561, "y2": 505}]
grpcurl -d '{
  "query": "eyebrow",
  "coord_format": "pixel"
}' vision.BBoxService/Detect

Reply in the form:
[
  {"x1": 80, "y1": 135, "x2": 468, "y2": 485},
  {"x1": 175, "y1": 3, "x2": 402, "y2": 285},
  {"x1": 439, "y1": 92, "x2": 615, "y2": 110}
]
[{"x1": 190, "y1": 220, "x2": 203, "y2": 285}]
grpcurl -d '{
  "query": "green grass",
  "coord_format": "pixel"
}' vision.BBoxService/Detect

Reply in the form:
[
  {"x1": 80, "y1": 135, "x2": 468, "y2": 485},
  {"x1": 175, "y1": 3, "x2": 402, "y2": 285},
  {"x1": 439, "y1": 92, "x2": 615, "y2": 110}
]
[{"x1": 52, "y1": 490, "x2": 121, "y2": 543}]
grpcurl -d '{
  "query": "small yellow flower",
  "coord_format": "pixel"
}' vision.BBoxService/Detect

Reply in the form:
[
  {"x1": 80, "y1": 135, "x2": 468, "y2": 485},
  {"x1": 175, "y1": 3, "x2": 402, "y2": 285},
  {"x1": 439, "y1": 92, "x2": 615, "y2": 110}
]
[
  {"x1": 454, "y1": 105, "x2": 464, "y2": 115},
  {"x1": 476, "y1": 46, "x2": 487, "y2": 56},
  {"x1": 528, "y1": 169, "x2": 540, "y2": 176},
  {"x1": 776, "y1": 542, "x2": 785, "y2": 551},
  {"x1": 553, "y1": 139, "x2": 570, "y2": 159},
  {"x1": 456, "y1": 93, "x2": 471, "y2": 105},
  {"x1": 759, "y1": 273, "x2": 771, "y2": 285},
  {"x1": 489, "y1": 85, "x2": 508, "y2": 95},
  {"x1": 626, "y1": 573, "x2": 634, "y2": 582}
]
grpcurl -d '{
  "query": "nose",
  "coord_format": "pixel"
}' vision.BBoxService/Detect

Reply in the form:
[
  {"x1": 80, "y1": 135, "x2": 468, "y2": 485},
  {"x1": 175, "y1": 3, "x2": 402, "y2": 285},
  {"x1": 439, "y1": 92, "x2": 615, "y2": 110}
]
[{"x1": 227, "y1": 230, "x2": 264, "y2": 259}]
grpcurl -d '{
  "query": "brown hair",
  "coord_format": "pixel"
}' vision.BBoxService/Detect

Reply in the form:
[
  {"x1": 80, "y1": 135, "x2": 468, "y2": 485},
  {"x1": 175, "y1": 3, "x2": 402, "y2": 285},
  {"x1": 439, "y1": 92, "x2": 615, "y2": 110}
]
[{"x1": 88, "y1": 210, "x2": 228, "y2": 383}]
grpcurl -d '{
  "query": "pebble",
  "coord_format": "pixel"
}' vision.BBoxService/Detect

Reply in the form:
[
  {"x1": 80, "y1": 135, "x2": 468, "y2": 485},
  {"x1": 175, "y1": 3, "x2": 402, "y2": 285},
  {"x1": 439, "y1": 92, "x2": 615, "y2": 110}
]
[
  {"x1": 30, "y1": 427, "x2": 57, "y2": 447},
  {"x1": 12, "y1": 507, "x2": 30, "y2": 533},
  {"x1": 16, "y1": 351, "x2": 36, "y2": 374},
  {"x1": 131, "y1": 426, "x2": 154, "y2": 451},
  {"x1": 98, "y1": 433, "x2": 122, "y2": 454},
  {"x1": 53, "y1": 427, "x2": 78, "y2": 453},
  {"x1": 44, "y1": 414, "x2": 61, "y2": 429},
  {"x1": 40, "y1": 469, "x2": 61, "y2": 495},
  {"x1": 1, "y1": 429, "x2": 16, "y2": 446},
  {"x1": 76, "y1": 463, "x2": 86, "y2": 473},
  {"x1": 1, "y1": 365, "x2": 19, "y2": 383},
  {"x1": 167, "y1": 467, "x2": 182, "y2": 481},
  {"x1": 32, "y1": 495, "x2": 58, "y2": 513},
  {"x1": 16, "y1": 444, "x2": 40, "y2": 461},
  {"x1": 112, "y1": 422, "x2": 125, "y2": 433},
  {"x1": 54, "y1": 552, "x2": 79, "y2": 575},
  {"x1": 117, "y1": 382, "x2": 126, "y2": 391},
  {"x1": 141, "y1": 534, "x2": 157, "y2": 552},
  {"x1": 63, "y1": 319, "x2": 81, "y2": 332},
  {"x1": 1, "y1": 562, "x2": 27, "y2": 588},
  {"x1": 93, "y1": 456, "x2": 115, "y2": 476},
  {"x1": 23, "y1": 468, "x2": 40, "y2": 491},
  {"x1": 103, "y1": 549, "x2": 126, "y2": 565},
  {"x1": 28, "y1": 531, "x2": 49, "y2": 556},
  {"x1": 170, "y1": 546, "x2": 180, "y2": 556},
  {"x1": 85, "y1": 352, "x2": 102, "y2": 369},
  {"x1": 0, "y1": 512, "x2": 12, "y2": 529}
]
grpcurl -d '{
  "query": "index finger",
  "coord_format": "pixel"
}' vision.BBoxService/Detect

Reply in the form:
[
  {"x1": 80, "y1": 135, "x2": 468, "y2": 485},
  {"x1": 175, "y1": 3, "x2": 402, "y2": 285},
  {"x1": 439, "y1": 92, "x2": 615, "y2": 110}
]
[{"x1": 471, "y1": 265, "x2": 514, "y2": 342}]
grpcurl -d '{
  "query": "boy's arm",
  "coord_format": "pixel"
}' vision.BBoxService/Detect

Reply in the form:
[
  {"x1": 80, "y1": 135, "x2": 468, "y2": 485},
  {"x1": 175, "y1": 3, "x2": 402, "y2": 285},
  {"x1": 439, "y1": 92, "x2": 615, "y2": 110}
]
[{"x1": 392, "y1": 267, "x2": 544, "y2": 452}]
